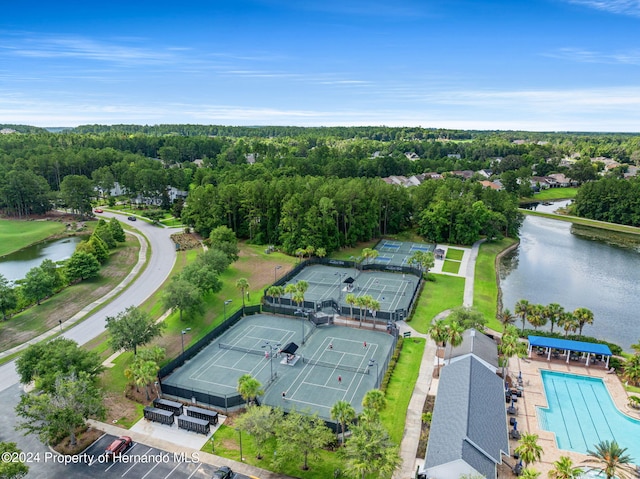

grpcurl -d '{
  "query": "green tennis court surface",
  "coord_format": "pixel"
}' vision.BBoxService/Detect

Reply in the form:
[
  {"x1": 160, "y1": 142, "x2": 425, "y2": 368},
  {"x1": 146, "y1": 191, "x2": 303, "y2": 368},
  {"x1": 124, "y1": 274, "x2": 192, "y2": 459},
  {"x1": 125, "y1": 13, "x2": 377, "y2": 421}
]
[
  {"x1": 374, "y1": 239, "x2": 436, "y2": 266},
  {"x1": 162, "y1": 314, "x2": 395, "y2": 420}
]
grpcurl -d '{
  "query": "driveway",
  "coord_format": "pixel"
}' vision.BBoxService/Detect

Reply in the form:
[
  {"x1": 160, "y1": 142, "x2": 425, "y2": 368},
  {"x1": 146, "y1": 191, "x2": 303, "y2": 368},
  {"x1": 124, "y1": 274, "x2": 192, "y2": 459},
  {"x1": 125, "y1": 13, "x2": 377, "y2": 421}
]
[{"x1": 0, "y1": 213, "x2": 178, "y2": 393}]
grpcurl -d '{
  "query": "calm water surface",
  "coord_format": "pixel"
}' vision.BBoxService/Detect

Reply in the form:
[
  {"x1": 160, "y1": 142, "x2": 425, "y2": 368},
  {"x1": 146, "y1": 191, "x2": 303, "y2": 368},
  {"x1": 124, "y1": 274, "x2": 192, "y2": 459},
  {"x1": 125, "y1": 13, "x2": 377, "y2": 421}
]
[
  {"x1": 500, "y1": 209, "x2": 640, "y2": 352},
  {"x1": 0, "y1": 236, "x2": 82, "y2": 282}
]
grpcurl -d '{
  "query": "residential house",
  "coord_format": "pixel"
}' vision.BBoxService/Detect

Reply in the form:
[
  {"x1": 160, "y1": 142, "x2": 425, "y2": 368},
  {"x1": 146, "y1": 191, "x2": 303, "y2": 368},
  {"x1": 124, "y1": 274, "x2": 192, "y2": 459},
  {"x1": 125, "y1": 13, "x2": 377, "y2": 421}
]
[
  {"x1": 405, "y1": 152, "x2": 420, "y2": 161},
  {"x1": 479, "y1": 180, "x2": 502, "y2": 191}
]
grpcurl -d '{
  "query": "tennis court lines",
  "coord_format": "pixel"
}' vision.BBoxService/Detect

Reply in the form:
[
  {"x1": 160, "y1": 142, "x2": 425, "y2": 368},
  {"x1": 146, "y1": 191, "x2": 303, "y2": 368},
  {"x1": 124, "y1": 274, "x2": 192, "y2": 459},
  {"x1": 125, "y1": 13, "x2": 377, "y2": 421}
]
[
  {"x1": 357, "y1": 276, "x2": 412, "y2": 310},
  {"x1": 295, "y1": 271, "x2": 346, "y2": 300},
  {"x1": 285, "y1": 337, "x2": 377, "y2": 411},
  {"x1": 187, "y1": 324, "x2": 297, "y2": 391}
]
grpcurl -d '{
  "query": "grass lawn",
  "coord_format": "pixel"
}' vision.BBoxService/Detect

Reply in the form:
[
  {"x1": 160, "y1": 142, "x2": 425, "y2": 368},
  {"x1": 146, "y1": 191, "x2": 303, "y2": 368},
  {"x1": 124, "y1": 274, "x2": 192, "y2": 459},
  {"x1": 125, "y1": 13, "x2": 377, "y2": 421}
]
[
  {"x1": 473, "y1": 238, "x2": 517, "y2": 332},
  {"x1": 521, "y1": 210, "x2": 640, "y2": 236},
  {"x1": 381, "y1": 337, "x2": 425, "y2": 443},
  {"x1": 409, "y1": 274, "x2": 465, "y2": 333},
  {"x1": 0, "y1": 236, "x2": 140, "y2": 354},
  {"x1": 0, "y1": 219, "x2": 67, "y2": 256},
  {"x1": 445, "y1": 248, "x2": 464, "y2": 261},
  {"x1": 521, "y1": 187, "x2": 578, "y2": 202},
  {"x1": 441, "y1": 260, "x2": 460, "y2": 274}
]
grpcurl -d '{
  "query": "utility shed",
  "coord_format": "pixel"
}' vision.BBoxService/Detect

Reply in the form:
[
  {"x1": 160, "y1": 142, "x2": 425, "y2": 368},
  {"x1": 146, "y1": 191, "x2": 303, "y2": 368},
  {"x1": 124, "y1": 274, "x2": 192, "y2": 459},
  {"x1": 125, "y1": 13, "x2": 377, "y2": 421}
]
[{"x1": 420, "y1": 355, "x2": 509, "y2": 479}]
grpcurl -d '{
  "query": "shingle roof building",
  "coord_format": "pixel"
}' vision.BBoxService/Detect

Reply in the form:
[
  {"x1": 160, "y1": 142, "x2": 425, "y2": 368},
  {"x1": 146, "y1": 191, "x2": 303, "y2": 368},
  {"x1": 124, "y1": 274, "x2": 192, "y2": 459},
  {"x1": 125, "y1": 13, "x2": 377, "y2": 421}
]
[{"x1": 421, "y1": 355, "x2": 509, "y2": 479}]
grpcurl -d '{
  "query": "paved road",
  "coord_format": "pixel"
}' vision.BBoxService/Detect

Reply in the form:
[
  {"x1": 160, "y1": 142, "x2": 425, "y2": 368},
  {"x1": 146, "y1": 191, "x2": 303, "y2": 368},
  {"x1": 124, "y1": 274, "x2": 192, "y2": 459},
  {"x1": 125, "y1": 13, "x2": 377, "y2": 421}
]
[{"x1": 0, "y1": 213, "x2": 178, "y2": 393}]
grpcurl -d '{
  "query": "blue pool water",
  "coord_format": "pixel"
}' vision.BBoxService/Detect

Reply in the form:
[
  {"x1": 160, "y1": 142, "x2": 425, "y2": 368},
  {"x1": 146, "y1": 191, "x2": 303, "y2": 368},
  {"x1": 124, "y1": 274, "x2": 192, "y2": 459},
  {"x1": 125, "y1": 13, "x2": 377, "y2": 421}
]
[{"x1": 538, "y1": 370, "x2": 640, "y2": 460}]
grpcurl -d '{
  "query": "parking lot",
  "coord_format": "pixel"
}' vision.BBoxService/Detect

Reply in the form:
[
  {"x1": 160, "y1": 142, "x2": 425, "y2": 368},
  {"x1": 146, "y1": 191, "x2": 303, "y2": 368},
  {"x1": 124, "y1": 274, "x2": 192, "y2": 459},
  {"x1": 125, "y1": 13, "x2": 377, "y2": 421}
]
[{"x1": 64, "y1": 434, "x2": 249, "y2": 479}]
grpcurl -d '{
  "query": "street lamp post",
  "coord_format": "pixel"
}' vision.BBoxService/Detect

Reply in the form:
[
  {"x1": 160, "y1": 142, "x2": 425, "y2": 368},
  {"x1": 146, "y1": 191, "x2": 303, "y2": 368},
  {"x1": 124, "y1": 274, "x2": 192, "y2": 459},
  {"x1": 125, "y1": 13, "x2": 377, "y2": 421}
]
[
  {"x1": 58, "y1": 320, "x2": 62, "y2": 332},
  {"x1": 368, "y1": 358, "x2": 379, "y2": 388},
  {"x1": 274, "y1": 265, "x2": 282, "y2": 283},
  {"x1": 223, "y1": 299, "x2": 232, "y2": 321},
  {"x1": 261, "y1": 341, "x2": 281, "y2": 381},
  {"x1": 181, "y1": 328, "x2": 191, "y2": 356}
]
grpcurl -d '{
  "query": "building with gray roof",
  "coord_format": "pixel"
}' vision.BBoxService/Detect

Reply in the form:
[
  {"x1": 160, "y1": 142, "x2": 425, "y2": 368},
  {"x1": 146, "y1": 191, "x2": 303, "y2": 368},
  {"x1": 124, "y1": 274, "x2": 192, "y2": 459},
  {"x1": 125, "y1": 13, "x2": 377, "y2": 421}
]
[
  {"x1": 445, "y1": 328, "x2": 499, "y2": 373},
  {"x1": 419, "y1": 355, "x2": 509, "y2": 479}
]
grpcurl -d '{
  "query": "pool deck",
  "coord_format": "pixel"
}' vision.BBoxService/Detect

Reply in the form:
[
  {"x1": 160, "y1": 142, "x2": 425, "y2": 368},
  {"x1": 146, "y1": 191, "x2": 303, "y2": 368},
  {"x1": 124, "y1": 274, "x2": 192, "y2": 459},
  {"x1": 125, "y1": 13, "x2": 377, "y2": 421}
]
[{"x1": 500, "y1": 354, "x2": 640, "y2": 477}]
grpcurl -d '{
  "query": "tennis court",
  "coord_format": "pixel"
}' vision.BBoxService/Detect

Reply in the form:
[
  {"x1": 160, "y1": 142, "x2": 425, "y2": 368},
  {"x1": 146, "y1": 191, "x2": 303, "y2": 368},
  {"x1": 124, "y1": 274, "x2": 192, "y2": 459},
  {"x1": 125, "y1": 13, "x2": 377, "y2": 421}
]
[
  {"x1": 374, "y1": 240, "x2": 436, "y2": 267},
  {"x1": 161, "y1": 314, "x2": 395, "y2": 421},
  {"x1": 287, "y1": 264, "x2": 417, "y2": 313}
]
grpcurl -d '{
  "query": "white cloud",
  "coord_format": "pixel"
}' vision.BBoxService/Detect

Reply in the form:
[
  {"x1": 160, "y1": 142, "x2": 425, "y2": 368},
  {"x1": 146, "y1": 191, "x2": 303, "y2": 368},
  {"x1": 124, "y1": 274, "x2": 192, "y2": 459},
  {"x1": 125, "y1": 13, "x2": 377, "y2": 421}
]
[
  {"x1": 563, "y1": 0, "x2": 640, "y2": 17},
  {"x1": 544, "y1": 47, "x2": 640, "y2": 65}
]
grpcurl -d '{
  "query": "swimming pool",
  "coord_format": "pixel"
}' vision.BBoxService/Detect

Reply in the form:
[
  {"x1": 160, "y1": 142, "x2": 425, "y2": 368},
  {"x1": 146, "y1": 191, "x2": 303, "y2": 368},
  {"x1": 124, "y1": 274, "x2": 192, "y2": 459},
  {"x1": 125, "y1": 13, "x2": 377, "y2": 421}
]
[{"x1": 538, "y1": 370, "x2": 640, "y2": 460}]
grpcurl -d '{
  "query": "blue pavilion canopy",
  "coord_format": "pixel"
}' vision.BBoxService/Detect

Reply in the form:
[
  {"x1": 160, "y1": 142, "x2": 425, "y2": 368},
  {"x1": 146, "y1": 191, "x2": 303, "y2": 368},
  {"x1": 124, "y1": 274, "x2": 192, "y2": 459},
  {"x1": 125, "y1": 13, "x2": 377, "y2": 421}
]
[{"x1": 528, "y1": 336, "x2": 612, "y2": 356}]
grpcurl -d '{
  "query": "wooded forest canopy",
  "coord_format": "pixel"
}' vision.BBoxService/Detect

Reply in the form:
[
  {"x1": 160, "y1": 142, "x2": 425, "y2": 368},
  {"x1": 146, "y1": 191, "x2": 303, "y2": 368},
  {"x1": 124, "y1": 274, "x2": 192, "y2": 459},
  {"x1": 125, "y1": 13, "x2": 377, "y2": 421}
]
[{"x1": 1, "y1": 124, "x2": 640, "y2": 250}]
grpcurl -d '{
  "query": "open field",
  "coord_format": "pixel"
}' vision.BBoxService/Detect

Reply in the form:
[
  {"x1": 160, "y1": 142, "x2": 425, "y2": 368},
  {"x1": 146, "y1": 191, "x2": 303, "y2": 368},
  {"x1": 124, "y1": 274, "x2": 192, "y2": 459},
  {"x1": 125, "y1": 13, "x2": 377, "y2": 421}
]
[
  {"x1": 0, "y1": 219, "x2": 67, "y2": 256},
  {"x1": 410, "y1": 274, "x2": 465, "y2": 333},
  {"x1": 521, "y1": 187, "x2": 578, "y2": 202}
]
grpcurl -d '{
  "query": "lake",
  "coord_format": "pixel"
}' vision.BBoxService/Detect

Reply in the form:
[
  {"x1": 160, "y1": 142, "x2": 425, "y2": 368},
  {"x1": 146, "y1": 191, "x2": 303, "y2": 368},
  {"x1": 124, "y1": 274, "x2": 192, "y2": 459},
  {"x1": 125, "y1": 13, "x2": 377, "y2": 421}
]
[
  {"x1": 499, "y1": 204, "x2": 640, "y2": 352},
  {"x1": 0, "y1": 236, "x2": 82, "y2": 283}
]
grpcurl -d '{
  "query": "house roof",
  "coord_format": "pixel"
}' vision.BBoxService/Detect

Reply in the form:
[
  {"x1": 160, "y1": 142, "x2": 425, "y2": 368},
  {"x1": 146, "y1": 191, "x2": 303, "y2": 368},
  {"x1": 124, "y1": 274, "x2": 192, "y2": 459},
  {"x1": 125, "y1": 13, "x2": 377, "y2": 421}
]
[
  {"x1": 424, "y1": 356, "x2": 509, "y2": 478},
  {"x1": 445, "y1": 329, "x2": 500, "y2": 369}
]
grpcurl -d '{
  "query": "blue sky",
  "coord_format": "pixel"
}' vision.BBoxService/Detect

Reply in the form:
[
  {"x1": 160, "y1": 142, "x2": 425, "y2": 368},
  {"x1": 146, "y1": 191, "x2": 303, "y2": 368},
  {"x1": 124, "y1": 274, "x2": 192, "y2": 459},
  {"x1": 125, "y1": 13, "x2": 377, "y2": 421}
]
[{"x1": 2, "y1": 0, "x2": 640, "y2": 131}]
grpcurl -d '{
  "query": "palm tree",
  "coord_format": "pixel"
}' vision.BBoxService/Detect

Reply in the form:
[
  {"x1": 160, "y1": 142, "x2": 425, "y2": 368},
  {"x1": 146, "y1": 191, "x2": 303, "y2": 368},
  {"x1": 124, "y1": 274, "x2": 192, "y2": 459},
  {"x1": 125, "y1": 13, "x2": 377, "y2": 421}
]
[
  {"x1": 284, "y1": 283, "x2": 297, "y2": 302},
  {"x1": 558, "y1": 311, "x2": 578, "y2": 337},
  {"x1": 266, "y1": 285, "x2": 284, "y2": 313},
  {"x1": 573, "y1": 307, "x2": 594, "y2": 337},
  {"x1": 428, "y1": 319, "x2": 449, "y2": 376},
  {"x1": 361, "y1": 247, "x2": 378, "y2": 265},
  {"x1": 236, "y1": 278, "x2": 250, "y2": 311},
  {"x1": 520, "y1": 468, "x2": 541, "y2": 479},
  {"x1": 316, "y1": 247, "x2": 327, "y2": 258},
  {"x1": 583, "y1": 440, "x2": 635, "y2": 479},
  {"x1": 355, "y1": 295, "x2": 368, "y2": 327},
  {"x1": 345, "y1": 293, "x2": 357, "y2": 319},
  {"x1": 515, "y1": 299, "x2": 531, "y2": 334},
  {"x1": 499, "y1": 308, "x2": 516, "y2": 330},
  {"x1": 549, "y1": 456, "x2": 583, "y2": 479},
  {"x1": 237, "y1": 374, "x2": 263, "y2": 405},
  {"x1": 444, "y1": 320, "x2": 465, "y2": 364},
  {"x1": 528, "y1": 304, "x2": 547, "y2": 330},
  {"x1": 361, "y1": 389, "x2": 386, "y2": 421},
  {"x1": 514, "y1": 432, "x2": 543, "y2": 467},
  {"x1": 546, "y1": 303, "x2": 564, "y2": 334},
  {"x1": 330, "y1": 400, "x2": 356, "y2": 446},
  {"x1": 624, "y1": 354, "x2": 640, "y2": 387},
  {"x1": 499, "y1": 325, "x2": 527, "y2": 378},
  {"x1": 368, "y1": 298, "x2": 380, "y2": 329},
  {"x1": 292, "y1": 290, "x2": 305, "y2": 310},
  {"x1": 295, "y1": 248, "x2": 306, "y2": 263}
]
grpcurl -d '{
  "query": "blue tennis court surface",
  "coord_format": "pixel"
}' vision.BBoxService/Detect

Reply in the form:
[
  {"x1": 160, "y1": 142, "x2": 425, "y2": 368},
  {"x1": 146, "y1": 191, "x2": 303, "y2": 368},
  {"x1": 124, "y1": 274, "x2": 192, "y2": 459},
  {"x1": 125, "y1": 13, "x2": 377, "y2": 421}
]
[{"x1": 373, "y1": 240, "x2": 436, "y2": 267}]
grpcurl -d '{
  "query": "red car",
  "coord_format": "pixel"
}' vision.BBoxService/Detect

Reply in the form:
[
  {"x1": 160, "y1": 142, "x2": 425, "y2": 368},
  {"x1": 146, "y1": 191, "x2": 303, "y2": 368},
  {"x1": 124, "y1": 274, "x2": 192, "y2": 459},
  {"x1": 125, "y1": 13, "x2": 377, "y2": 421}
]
[
  {"x1": 94, "y1": 208, "x2": 104, "y2": 213},
  {"x1": 104, "y1": 436, "x2": 132, "y2": 459}
]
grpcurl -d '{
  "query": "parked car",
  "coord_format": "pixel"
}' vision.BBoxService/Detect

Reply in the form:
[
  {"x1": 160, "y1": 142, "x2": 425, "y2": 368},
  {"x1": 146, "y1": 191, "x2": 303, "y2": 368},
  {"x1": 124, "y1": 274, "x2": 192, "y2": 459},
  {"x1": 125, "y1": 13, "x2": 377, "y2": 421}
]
[
  {"x1": 104, "y1": 436, "x2": 132, "y2": 459},
  {"x1": 94, "y1": 208, "x2": 103, "y2": 213},
  {"x1": 212, "y1": 466, "x2": 235, "y2": 479},
  {"x1": 127, "y1": 216, "x2": 136, "y2": 221}
]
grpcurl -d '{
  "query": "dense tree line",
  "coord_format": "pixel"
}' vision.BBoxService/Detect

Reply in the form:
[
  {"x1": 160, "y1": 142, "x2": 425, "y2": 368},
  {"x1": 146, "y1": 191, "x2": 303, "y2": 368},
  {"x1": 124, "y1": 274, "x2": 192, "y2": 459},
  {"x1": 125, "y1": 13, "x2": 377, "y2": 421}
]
[
  {"x1": 2, "y1": 125, "x2": 640, "y2": 241},
  {"x1": 573, "y1": 176, "x2": 640, "y2": 226}
]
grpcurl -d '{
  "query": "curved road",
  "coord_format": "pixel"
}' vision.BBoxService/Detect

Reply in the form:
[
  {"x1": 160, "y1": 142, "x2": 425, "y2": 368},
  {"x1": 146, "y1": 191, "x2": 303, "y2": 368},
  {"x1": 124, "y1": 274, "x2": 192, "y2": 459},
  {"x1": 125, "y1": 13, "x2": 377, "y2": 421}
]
[{"x1": 0, "y1": 213, "x2": 178, "y2": 392}]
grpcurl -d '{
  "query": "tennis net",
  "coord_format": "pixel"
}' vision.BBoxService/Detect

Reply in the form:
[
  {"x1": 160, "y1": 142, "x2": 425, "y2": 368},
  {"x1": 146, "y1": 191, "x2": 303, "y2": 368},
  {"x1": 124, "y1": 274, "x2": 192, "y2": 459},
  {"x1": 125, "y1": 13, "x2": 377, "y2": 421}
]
[
  {"x1": 219, "y1": 343, "x2": 265, "y2": 357},
  {"x1": 302, "y1": 356, "x2": 369, "y2": 375}
]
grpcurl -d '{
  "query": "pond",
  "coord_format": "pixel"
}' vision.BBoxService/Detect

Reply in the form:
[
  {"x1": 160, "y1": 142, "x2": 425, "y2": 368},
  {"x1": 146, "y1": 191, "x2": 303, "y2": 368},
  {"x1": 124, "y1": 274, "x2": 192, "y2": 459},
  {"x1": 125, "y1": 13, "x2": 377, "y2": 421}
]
[
  {"x1": 499, "y1": 203, "x2": 640, "y2": 352},
  {"x1": 0, "y1": 236, "x2": 83, "y2": 283}
]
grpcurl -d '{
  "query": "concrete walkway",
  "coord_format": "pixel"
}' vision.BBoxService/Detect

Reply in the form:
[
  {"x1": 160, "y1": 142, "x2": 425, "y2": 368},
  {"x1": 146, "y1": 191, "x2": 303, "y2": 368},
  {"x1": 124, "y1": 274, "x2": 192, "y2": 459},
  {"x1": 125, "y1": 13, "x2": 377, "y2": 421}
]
[{"x1": 463, "y1": 239, "x2": 484, "y2": 307}]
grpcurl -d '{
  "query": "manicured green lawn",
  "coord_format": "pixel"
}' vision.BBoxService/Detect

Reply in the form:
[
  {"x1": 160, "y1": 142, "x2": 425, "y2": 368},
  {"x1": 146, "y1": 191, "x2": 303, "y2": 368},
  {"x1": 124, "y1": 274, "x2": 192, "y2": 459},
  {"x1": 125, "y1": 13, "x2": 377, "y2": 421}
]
[
  {"x1": 381, "y1": 338, "x2": 425, "y2": 443},
  {"x1": 473, "y1": 238, "x2": 517, "y2": 332},
  {"x1": 521, "y1": 187, "x2": 578, "y2": 201},
  {"x1": 445, "y1": 248, "x2": 464, "y2": 261},
  {"x1": 441, "y1": 260, "x2": 460, "y2": 274},
  {"x1": 0, "y1": 219, "x2": 67, "y2": 256},
  {"x1": 410, "y1": 274, "x2": 465, "y2": 333}
]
